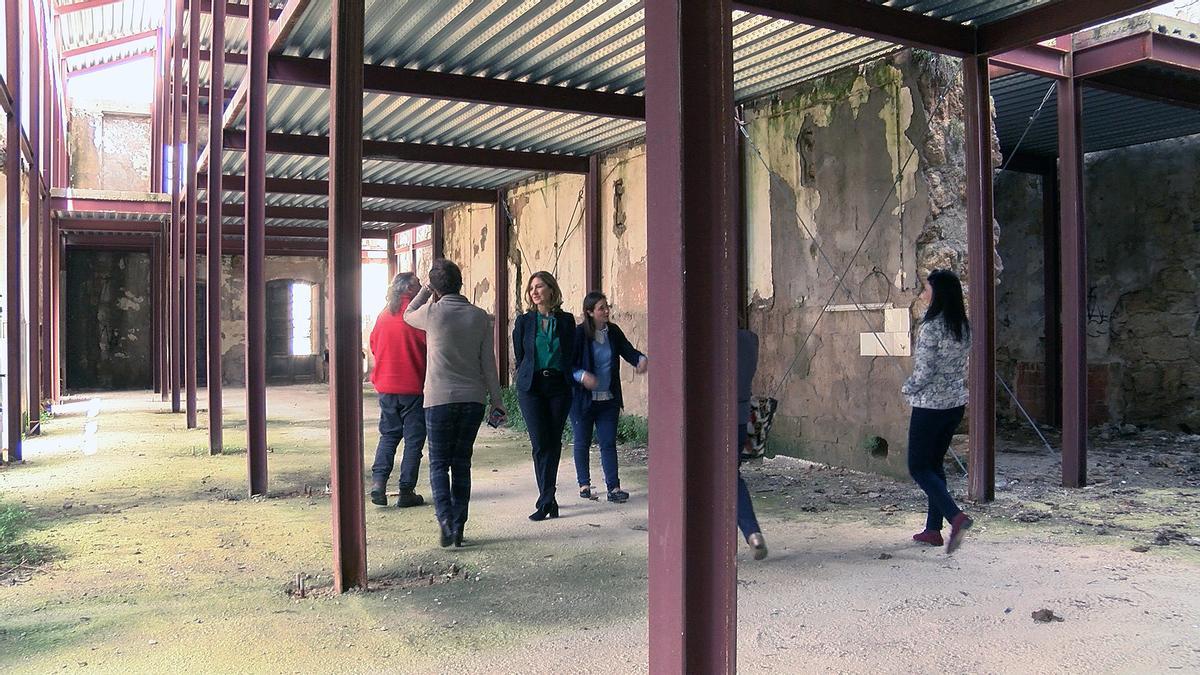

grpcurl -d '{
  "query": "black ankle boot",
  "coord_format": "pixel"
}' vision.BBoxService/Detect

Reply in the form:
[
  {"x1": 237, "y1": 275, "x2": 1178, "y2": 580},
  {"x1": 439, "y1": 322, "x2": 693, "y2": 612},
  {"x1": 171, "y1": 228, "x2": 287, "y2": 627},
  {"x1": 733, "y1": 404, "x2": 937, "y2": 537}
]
[
  {"x1": 438, "y1": 521, "x2": 453, "y2": 548},
  {"x1": 370, "y1": 485, "x2": 387, "y2": 506},
  {"x1": 397, "y1": 488, "x2": 424, "y2": 508}
]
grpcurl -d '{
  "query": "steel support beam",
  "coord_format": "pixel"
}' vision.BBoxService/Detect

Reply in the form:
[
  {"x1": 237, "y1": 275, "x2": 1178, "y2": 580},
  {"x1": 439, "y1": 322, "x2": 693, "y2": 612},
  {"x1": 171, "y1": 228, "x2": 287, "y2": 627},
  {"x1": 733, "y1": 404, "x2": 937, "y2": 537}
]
[
  {"x1": 151, "y1": 236, "x2": 161, "y2": 394},
  {"x1": 185, "y1": 0, "x2": 201, "y2": 428},
  {"x1": 1042, "y1": 170, "x2": 1062, "y2": 428},
  {"x1": 27, "y1": 7, "x2": 42, "y2": 436},
  {"x1": 328, "y1": 0, "x2": 368, "y2": 594},
  {"x1": 1084, "y1": 70, "x2": 1200, "y2": 111},
  {"x1": 4, "y1": 0, "x2": 21, "y2": 458},
  {"x1": 151, "y1": 27, "x2": 163, "y2": 191},
  {"x1": 222, "y1": 129, "x2": 590, "y2": 173},
  {"x1": 386, "y1": 228, "x2": 397, "y2": 280},
  {"x1": 493, "y1": 202, "x2": 509, "y2": 387},
  {"x1": 1058, "y1": 69, "x2": 1087, "y2": 489},
  {"x1": 963, "y1": 56, "x2": 996, "y2": 503},
  {"x1": 197, "y1": 0, "x2": 281, "y2": 20},
  {"x1": 210, "y1": 174, "x2": 496, "y2": 203},
  {"x1": 645, "y1": 1, "x2": 737, "y2": 672},
  {"x1": 431, "y1": 209, "x2": 444, "y2": 259},
  {"x1": 54, "y1": 0, "x2": 121, "y2": 14},
  {"x1": 170, "y1": 0, "x2": 185, "y2": 411},
  {"x1": 976, "y1": 1, "x2": 1164, "y2": 56},
  {"x1": 268, "y1": 54, "x2": 646, "y2": 120},
  {"x1": 5, "y1": 0, "x2": 23, "y2": 461},
  {"x1": 245, "y1": 0, "x2": 269, "y2": 496},
  {"x1": 206, "y1": 0, "x2": 226, "y2": 454},
  {"x1": 584, "y1": 155, "x2": 601, "y2": 292},
  {"x1": 734, "y1": 0, "x2": 975, "y2": 56},
  {"x1": 65, "y1": 51, "x2": 155, "y2": 78},
  {"x1": 201, "y1": 202, "x2": 432, "y2": 223},
  {"x1": 990, "y1": 44, "x2": 1067, "y2": 79},
  {"x1": 60, "y1": 28, "x2": 158, "y2": 58}
]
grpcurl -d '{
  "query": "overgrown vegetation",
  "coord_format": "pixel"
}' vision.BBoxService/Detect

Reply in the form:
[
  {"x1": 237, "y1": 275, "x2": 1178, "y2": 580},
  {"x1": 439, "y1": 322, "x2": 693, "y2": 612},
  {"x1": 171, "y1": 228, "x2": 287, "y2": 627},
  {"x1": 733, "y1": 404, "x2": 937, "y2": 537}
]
[
  {"x1": 0, "y1": 502, "x2": 51, "y2": 575},
  {"x1": 497, "y1": 386, "x2": 648, "y2": 447}
]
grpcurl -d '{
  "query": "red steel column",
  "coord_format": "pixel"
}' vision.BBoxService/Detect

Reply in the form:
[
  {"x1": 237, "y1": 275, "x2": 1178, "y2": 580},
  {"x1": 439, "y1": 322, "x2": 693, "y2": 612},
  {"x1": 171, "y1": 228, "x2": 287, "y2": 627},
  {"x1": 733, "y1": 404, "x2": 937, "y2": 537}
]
[
  {"x1": 5, "y1": 0, "x2": 23, "y2": 460},
  {"x1": 328, "y1": 0, "x2": 367, "y2": 593},
  {"x1": 27, "y1": 0, "x2": 42, "y2": 435},
  {"x1": 644, "y1": 1, "x2": 737, "y2": 672},
  {"x1": 41, "y1": 50, "x2": 54, "y2": 403},
  {"x1": 963, "y1": 56, "x2": 997, "y2": 503},
  {"x1": 493, "y1": 197, "x2": 509, "y2": 386},
  {"x1": 207, "y1": 0, "x2": 226, "y2": 455},
  {"x1": 245, "y1": 0, "x2": 270, "y2": 495},
  {"x1": 584, "y1": 154, "x2": 601, "y2": 292},
  {"x1": 184, "y1": 0, "x2": 200, "y2": 428},
  {"x1": 1058, "y1": 65, "x2": 1087, "y2": 489},
  {"x1": 170, "y1": 0, "x2": 184, "y2": 411},
  {"x1": 51, "y1": 217, "x2": 61, "y2": 403},
  {"x1": 151, "y1": 236, "x2": 161, "y2": 394},
  {"x1": 151, "y1": 27, "x2": 163, "y2": 191}
]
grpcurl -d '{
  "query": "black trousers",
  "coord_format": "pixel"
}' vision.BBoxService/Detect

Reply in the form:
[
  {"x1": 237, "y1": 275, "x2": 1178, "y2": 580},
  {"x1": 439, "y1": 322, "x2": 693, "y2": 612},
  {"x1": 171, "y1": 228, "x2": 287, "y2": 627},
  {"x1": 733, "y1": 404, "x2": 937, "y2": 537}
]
[
  {"x1": 517, "y1": 372, "x2": 572, "y2": 510},
  {"x1": 907, "y1": 406, "x2": 966, "y2": 532}
]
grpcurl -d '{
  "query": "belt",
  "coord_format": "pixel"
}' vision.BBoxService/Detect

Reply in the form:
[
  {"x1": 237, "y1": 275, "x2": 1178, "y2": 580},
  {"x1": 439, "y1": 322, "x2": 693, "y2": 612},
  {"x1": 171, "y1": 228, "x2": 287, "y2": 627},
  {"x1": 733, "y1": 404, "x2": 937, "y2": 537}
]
[{"x1": 537, "y1": 368, "x2": 561, "y2": 378}]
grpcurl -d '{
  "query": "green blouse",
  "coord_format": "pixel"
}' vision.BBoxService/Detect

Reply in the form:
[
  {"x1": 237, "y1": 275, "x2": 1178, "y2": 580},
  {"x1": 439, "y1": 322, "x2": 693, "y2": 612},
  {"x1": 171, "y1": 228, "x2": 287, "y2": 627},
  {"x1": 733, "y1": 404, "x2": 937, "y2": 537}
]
[{"x1": 534, "y1": 313, "x2": 562, "y2": 371}]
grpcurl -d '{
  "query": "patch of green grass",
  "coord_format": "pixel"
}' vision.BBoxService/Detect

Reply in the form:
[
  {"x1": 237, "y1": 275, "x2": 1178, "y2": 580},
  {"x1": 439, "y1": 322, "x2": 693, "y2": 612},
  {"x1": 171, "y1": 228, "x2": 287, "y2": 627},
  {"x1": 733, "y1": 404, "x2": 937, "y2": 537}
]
[{"x1": 0, "y1": 502, "x2": 52, "y2": 570}]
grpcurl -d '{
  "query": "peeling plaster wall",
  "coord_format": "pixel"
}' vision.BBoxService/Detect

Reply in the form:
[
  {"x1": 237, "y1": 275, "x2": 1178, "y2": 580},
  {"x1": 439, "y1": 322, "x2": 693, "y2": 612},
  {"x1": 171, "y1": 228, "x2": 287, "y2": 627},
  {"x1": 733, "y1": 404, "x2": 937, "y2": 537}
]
[
  {"x1": 742, "y1": 53, "x2": 987, "y2": 478},
  {"x1": 996, "y1": 135, "x2": 1200, "y2": 431},
  {"x1": 598, "y1": 145, "x2": 649, "y2": 415},
  {"x1": 68, "y1": 105, "x2": 151, "y2": 191},
  {"x1": 507, "y1": 173, "x2": 588, "y2": 321},
  {"x1": 197, "y1": 255, "x2": 328, "y2": 386},
  {"x1": 443, "y1": 203, "x2": 497, "y2": 311}
]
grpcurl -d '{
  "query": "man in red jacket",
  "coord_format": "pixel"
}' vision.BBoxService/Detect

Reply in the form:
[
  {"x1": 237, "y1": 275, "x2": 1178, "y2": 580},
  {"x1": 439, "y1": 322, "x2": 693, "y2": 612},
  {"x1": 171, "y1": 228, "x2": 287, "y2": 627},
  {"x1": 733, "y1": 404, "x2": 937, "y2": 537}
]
[{"x1": 369, "y1": 272, "x2": 428, "y2": 507}]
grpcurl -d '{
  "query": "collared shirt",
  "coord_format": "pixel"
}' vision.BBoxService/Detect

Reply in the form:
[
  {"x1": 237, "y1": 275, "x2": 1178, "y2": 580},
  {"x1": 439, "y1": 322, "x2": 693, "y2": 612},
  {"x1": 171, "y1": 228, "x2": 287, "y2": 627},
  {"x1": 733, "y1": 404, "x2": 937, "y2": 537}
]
[{"x1": 534, "y1": 312, "x2": 562, "y2": 371}]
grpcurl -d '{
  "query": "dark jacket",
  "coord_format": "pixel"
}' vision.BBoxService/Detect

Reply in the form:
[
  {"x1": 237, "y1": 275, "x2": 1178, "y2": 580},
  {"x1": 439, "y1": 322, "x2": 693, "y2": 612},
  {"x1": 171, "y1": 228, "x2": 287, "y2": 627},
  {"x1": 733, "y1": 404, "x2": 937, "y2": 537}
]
[
  {"x1": 570, "y1": 323, "x2": 645, "y2": 416},
  {"x1": 513, "y1": 309, "x2": 577, "y2": 392}
]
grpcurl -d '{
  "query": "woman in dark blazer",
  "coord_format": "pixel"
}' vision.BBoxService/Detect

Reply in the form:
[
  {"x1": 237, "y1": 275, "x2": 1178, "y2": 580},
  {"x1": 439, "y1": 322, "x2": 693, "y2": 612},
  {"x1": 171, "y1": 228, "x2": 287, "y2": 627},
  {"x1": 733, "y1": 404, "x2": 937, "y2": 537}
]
[
  {"x1": 570, "y1": 291, "x2": 646, "y2": 503},
  {"x1": 513, "y1": 271, "x2": 576, "y2": 521}
]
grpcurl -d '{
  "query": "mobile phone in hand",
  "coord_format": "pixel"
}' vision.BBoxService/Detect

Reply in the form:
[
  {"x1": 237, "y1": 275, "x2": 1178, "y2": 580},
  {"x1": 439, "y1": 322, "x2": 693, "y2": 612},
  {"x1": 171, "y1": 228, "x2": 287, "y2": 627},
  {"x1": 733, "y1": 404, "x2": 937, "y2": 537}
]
[{"x1": 486, "y1": 408, "x2": 505, "y2": 428}]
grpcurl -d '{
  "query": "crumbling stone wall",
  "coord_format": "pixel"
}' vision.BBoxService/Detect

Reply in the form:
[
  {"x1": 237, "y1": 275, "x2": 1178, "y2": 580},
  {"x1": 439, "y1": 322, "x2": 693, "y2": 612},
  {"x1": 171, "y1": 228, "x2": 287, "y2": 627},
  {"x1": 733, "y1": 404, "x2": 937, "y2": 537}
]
[
  {"x1": 741, "y1": 52, "x2": 987, "y2": 478},
  {"x1": 996, "y1": 135, "x2": 1200, "y2": 432},
  {"x1": 69, "y1": 106, "x2": 151, "y2": 192},
  {"x1": 506, "y1": 173, "x2": 587, "y2": 322}
]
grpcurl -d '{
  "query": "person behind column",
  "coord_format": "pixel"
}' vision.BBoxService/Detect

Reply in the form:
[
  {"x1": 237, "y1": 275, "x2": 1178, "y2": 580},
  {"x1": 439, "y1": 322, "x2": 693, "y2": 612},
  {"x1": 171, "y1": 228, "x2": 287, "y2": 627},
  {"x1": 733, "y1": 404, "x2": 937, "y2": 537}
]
[
  {"x1": 903, "y1": 268, "x2": 972, "y2": 554},
  {"x1": 737, "y1": 328, "x2": 768, "y2": 561},
  {"x1": 368, "y1": 272, "x2": 428, "y2": 508},
  {"x1": 513, "y1": 271, "x2": 576, "y2": 522},
  {"x1": 570, "y1": 291, "x2": 647, "y2": 503},
  {"x1": 404, "y1": 259, "x2": 506, "y2": 548}
]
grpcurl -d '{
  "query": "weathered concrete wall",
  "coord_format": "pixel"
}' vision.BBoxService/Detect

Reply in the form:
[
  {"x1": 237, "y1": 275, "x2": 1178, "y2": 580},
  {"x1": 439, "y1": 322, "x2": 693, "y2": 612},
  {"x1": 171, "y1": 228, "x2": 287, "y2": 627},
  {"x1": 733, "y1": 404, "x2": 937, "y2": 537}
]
[
  {"x1": 69, "y1": 105, "x2": 151, "y2": 192},
  {"x1": 1, "y1": 150, "x2": 36, "y2": 411},
  {"x1": 741, "y1": 52, "x2": 984, "y2": 478},
  {"x1": 996, "y1": 135, "x2": 1200, "y2": 432},
  {"x1": 197, "y1": 255, "x2": 328, "y2": 385},
  {"x1": 64, "y1": 251, "x2": 153, "y2": 390}
]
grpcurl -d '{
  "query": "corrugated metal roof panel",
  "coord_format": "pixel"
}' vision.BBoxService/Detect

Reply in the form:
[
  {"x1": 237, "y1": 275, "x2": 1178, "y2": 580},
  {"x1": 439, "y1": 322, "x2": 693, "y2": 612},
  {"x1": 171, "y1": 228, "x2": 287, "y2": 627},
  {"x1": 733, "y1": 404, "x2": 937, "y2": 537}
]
[{"x1": 994, "y1": 70, "x2": 1200, "y2": 158}]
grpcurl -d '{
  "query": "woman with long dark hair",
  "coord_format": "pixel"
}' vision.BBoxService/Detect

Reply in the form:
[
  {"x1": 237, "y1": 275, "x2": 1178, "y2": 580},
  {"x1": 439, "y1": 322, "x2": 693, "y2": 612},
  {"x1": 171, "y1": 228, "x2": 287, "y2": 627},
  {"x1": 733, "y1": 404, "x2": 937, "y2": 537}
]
[
  {"x1": 513, "y1": 271, "x2": 576, "y2": 521},
  {"x1": 902, "y1": 269, "x2": 973, "y2": 554},
  {"x1": 570, "y1": 291, "x2": 647, "y2": 503}
]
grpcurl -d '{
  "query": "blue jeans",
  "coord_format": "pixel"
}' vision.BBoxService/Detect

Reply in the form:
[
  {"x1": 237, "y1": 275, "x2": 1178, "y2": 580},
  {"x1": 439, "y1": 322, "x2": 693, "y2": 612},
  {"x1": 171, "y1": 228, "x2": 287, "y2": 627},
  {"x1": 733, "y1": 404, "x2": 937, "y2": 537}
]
[
  {"x1": 426, "y1": 402, "x2": 485, "y2": 529},
  {"x1": 371, "y1": 393, "x2": 426, "y2": 490},
  {"x1": 571, "y1": 399, "x2": 620, "y2": 490},
  {"x1": 517, "y1": 373, "x2": 571, "y2": 510},
  {"x1": 907, "y1": 406, "x2": 966, "y2": 532},
  {"x1": 737, "y1": 425, "x2": 761, "y2": 539}
]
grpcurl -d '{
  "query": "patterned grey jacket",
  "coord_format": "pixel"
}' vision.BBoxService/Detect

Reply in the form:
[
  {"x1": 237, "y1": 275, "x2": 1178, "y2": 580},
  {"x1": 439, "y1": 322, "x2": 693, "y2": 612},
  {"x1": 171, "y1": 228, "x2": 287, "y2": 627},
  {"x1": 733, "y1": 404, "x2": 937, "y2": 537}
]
[{"x1": 902, "y1": 316, "x2": 969, "y2": 410}]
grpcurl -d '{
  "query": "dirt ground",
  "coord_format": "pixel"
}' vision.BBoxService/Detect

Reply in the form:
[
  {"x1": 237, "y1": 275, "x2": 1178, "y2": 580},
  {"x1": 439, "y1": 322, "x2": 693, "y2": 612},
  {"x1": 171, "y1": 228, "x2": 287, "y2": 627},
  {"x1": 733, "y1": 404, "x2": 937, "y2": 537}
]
[{"x1": 2, "y1": 386, "x2": 1198, "y2": 674}]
